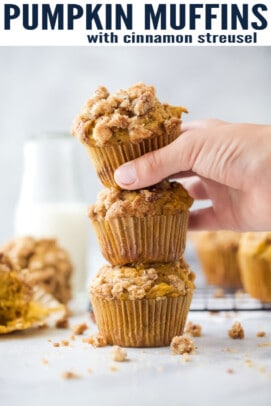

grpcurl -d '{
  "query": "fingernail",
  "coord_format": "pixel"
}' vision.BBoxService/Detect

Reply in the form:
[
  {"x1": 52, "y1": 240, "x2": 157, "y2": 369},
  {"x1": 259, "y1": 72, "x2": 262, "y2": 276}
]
[{"x1": 114, "y1": 163, "x2": 137, "y2": 185}]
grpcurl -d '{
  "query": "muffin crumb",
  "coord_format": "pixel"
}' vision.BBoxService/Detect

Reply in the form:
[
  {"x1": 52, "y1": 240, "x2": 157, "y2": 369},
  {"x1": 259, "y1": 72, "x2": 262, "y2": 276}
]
[
  {"x1": 110, "y1": 346, "x2": 127, "y2": 362},
  {"x1": 72, "y1": 322, "x2": 88, "y2": 335},
  {"x1": 61, "y1": 339, "x2": 70, "y2": 347},
  {"x1": 213, "y1": 288, "x2": 225, "y2": 298},
  {"x1": 256, "y1": 331, "x2": 266, "y2": 338},
  {"x1": 42, "y1": 357, "x2": 48, "y2": 365},
  {"x1": 228, "y1": 322, "x2": 245, "y2": 339},
  {"x1": 60, "y1": 371, "x2": 80, "y2": 380},
  {"x1": 185, "y1": 321, "x2": 202, "y2": 337},
  {"x1": 56, "y1": 316, "x2": 69, "y2": 329},
  {"x1": 227, "y1": 368, "x2": 234, "y2": 374},
  {"x1": 170, "y1": 335, "x2": 196, "y2": 355},
  {"x1": 82, "y1": 333, "x2": 107, "y2": 348}
]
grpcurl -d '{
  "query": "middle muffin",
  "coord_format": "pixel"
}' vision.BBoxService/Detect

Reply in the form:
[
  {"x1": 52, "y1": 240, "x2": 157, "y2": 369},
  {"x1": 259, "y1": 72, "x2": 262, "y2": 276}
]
[{"x1": 89, "y1": 180, "x2": 194, "y2": 265}]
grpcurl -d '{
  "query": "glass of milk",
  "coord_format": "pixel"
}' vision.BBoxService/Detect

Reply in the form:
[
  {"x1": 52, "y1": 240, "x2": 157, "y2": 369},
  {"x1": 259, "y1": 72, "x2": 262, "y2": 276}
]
[{"x1": 14, "y1": 132, "x2": 89, "y2": 299}]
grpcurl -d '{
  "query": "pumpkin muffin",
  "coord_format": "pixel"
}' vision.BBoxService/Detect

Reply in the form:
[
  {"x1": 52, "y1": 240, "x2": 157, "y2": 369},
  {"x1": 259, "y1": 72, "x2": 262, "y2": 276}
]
[
  {"x1": 89, "y1": 181, "x2": 193, "y2": 265},
  {"x1": 2, "y1": 237, "x2": 73, "y2": 304},
  {"x1": 90, "y1": 259, "x2": 195, "y2": 347},
  {"x1": 192, "y1": 231, "x2": 242, "y2": 288},
  {"x1": 238, "y1": 232, "x2": 271, "y2": 302},
  {"x1": 72, "y1": 83, "x2": 187, "y2": 188}
]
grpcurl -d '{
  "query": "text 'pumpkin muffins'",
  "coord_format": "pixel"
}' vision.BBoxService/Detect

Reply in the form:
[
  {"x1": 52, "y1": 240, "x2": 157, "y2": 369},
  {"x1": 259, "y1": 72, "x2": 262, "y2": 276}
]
[
  {"x1": 192, "y1": 231, "x2": 242, "y2": 288},
  {"x1": 89, "y1": 181, "x2": 193, "y2": 265},
  {"x1": 72, "y1": 83, "x2": 187, "y2": 188},
  {"x1": 90, "y1": 260, "x2": 195, "y2": 347},
  {"x1": 238, "y1": 232, "x2": 271, "y2": 302}
]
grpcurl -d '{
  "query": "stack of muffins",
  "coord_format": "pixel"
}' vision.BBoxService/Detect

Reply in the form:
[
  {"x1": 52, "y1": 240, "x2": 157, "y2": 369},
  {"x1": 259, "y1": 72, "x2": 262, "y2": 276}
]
[{"x1": 72, "y1": 83, "x2": 195, "y2": 347}]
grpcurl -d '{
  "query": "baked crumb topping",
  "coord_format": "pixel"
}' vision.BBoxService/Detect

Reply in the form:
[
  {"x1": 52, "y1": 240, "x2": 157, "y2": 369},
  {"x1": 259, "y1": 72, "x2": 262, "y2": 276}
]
[
  {"x1": 170, "y1": 335, "x2": 196, "y2": 355},
  {"x1": 2, "y1": 237, "x2": 73, "y2": 304},
  {"x1": 82, "y1": 333, "x2": 107, "y2": 347},
  {"x1": 185, "y1": 321, "x2": 202, "y2": 337},
  {"x1": 89, "y1": 181, "x2": 193, "y2": 221},
  {"x1": 60, "y1": 371, "x2": 80, "y2": 380},
  {"x1": 110, "y1": 346, "x2": 127, "y2": 362},
  {"x1": 256, "y1": 331, "x2": 266, "y2": 338},
  {"x1": 89, "y1": 260, "x2": 195, "y2": 300},
  {"x1": 228, "y1": 322, "x2": 245, "y2": 339},
  {"x1": 55, "y1": 316, "x2": 69, "y2": 329},
  {"x1": 72, "y1": 83, "x2": 187, "y2": 146},
  {"x1": 72, "y1": 322, "x2": 88, "y2": 335}
]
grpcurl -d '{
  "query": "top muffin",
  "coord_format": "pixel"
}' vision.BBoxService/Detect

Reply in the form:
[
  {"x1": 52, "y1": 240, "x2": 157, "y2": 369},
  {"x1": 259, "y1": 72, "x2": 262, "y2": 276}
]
[
  {"x1": 72, "y1": 83, "x2": 187, "y2": 147},
  {"x1": 89, "y1": 180, "x2": 193, "y2": 221}
]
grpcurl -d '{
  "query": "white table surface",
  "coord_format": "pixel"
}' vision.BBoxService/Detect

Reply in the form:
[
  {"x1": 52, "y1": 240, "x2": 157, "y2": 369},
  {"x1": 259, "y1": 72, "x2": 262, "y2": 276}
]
[{"x1": 1, "y1": 298, "x2": 271, "y2": 406}]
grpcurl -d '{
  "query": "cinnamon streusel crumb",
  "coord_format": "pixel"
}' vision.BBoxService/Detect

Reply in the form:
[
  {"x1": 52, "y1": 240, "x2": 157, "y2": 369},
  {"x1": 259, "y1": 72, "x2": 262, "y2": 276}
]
[
  {"x1": 170, "y1": 336, "x2": 196, "y2": 355},
  {"x1": 256, "y1": 331, "x2": 266, "y2": 338},
  {"x1": 228, "y1": 322, "x2": 245, "y2": 339},
  {"x1": 185, "y1": 321, "x2": 202, "y2": 337},
  {"x1": 110, "y1": 346, "x2": 127, "y2": 362},
  {"x1": 60, "y1": 371, "x2": 80, "y2": 380},
  {"x1": 82, "y1": 333, "x2": 107, "y2": 348},
  {"x1": 72, "y1": 323, "x2": 88, "y2": 335}
]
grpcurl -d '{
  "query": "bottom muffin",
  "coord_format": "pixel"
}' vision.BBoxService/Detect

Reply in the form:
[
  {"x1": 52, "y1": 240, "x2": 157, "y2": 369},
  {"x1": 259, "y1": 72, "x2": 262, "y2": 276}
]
[
  {"x1": 89, "y1": 260, "x2": 195, "y2": 347},
  {"x1": 192, "y1": 231, "x2": 242, "y2": 288},
  {"x1": 238, "y1": 232, "x2": 271, "y2": 302}
]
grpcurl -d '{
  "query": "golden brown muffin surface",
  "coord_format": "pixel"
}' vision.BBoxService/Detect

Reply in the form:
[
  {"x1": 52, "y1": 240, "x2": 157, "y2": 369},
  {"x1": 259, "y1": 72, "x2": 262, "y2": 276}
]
[
  {"x1": 0, "y1": 253, "x2": 32, "y2": 325},
  {"x1": 89, "y1": 181, "x2": 193, "y2": 221},
  {"x1": 90, "y1": 260, "x2": 195, "y2": 301},
  {"x1": 2, "y1": 237, "x2": 73, "y2": 304},
  {"x1": 72, "y1": 83, "x2": 187, "y2": 146}
]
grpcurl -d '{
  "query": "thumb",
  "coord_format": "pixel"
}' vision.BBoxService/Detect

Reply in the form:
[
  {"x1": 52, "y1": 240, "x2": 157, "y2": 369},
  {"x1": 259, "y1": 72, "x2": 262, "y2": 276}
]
[{"x1": 114, "y1": 132, "x2": 196, "y2": 189}]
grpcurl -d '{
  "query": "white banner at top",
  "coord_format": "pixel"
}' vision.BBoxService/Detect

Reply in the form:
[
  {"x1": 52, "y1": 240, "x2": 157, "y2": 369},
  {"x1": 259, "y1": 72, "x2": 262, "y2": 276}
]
[{"x1": 0, "y1": 0, "x2": 270, "y2": 46}]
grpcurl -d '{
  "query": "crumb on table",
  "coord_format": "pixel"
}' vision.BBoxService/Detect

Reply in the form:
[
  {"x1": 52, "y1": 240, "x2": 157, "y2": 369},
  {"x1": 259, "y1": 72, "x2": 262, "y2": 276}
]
[
  {"x1": 56, "y1": 316, "x2": 69, "y2": 329},
  {"x1": 53, "y1": 342, "x2": 60, "y2": 348},
  {"x1": 213, "y1": 288, "x2": 225, "y2": 298},
  {"x1": 170, "y1": 335, "x2": 196, "y2": 355},
  {"x1": 60, "y1": 371, "x2": 80, "y2": 379},
  {"x1": 110, "y1": 346, "x2": 127, "y2": 362},
  {"x1": 185, "y1": 321, "x2": 202, "y2": 337},
  {"x1": 61, "y1": 339, "x2": 70, "y2": 347},
  {"x1": 72, "y1": 322, "x2": 88, "y2": 335},
  {"x1": 228, "y1": 322, "x2": 245, "y2": 339},
  {"x1": 256, "y1": 331, "x2": 266, "y2": 338},
  {"x1": 82, "y1": 333, "x2": 107, "y2": 348}
]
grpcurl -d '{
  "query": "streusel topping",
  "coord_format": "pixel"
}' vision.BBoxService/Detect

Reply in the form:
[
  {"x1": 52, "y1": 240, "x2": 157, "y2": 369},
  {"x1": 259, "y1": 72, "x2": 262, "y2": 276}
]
[
  {"x1": 72, "y1": 83, "x2": 187, "y2": 146},
  {"x1": 89, "y1": 260, "x2": 195, "y2": 300},
  {"x1": 89, "y1": 181, "x2": 193, "y2": 221}
]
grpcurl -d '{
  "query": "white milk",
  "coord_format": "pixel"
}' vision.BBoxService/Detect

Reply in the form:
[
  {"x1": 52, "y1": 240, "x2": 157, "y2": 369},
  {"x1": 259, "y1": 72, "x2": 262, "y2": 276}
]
[
  {"x1": 14, "y1": 202, "x2": 89, "y2": 295},
  {"x1": 15, "y1": 134, "x2": 90, "y2": 299}
]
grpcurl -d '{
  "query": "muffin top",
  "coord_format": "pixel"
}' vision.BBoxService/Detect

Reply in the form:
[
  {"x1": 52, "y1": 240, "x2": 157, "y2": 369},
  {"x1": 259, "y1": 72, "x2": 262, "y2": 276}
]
[
  {"x1": 89, "y1": 181, "x2": 193, "y2": 221},
  {"x1": 191, "y1": 231, "x2": 241, "y2": 250},
  {"x1": 0, "y1": 253, "x2": 32, "y2": 324},
  {"x1": 2, "y1": 237, "x2": 73, "y2": 304},
  {"x1": 89, "y1": 259, "x2": 195, "y2": 300},
  {"x1": 72, "y1": 82, "x2": 187, "y2": 146},
  {"x1": 239, "y1": 232, "x2": 271, "y2": 259}
]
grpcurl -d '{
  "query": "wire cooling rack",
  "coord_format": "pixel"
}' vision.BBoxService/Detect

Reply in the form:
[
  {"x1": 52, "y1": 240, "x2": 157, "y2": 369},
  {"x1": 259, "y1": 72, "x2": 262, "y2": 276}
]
[{"x1": 190, "y1": 288, "x2": 271, "y2": 312}]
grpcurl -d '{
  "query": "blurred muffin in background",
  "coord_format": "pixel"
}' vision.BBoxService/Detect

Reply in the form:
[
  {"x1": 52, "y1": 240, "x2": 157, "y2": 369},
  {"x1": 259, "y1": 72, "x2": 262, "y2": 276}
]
[
  {"x1": 2, "y1": 237, "x2": 73, "y2": 304},
  {"x1": 191, "y1": 231, "x2": 242, "y2": 289},
  {"x1": 238, "y1": 232, "x2": 271, "y2": 302}
]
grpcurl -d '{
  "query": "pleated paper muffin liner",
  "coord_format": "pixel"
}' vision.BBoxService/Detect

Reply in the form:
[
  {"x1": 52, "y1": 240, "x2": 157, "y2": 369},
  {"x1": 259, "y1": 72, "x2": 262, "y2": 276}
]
[
  {"x1": 91, "y1": 214, "x2": 189, "y2": 265},
  {"x1": 0, "y1": 287, "x2": 66, "y2": 334},
  {"x1": 196, "y1": 245, "x2": 242, "y2": 288},
  {"x1": 238, "y1": 256, "x2": 271, "y2": 302},
  {"x1": 86, "y1": 132, "x2": 179, "y2": 188},
  {"x1": 91, "y1": 291, "x2": 193, "y2": 347}
]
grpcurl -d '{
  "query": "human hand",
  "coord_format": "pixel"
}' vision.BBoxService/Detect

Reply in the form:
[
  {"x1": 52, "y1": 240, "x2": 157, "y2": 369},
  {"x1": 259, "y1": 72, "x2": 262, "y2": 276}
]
[{"x1": 114, "y1": 119, "x2": 271, "y2": 232}]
